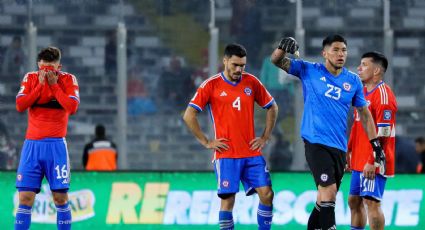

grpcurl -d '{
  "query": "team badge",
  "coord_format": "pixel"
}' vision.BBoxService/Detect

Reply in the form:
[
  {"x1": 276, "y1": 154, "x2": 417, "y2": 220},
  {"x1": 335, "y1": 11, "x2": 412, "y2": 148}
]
[
  {"x1": 17, "y1": 174, "x2": 22, "y2": 181},
  {"x1": 320, "y1": 173, "x2": 328, "y2": 182},
  {"x1": 343, "y1": 82, "x2": 351, "y2": 91},
  {"x1": 384, "y1": 110, "x2": 392, "y2": 120},
  {"x1": 244, "y1": 87, "x2": 252, "y2": 96},
  {"x1": 222, "y1": 180, "x2": 229, "y2": 188}
]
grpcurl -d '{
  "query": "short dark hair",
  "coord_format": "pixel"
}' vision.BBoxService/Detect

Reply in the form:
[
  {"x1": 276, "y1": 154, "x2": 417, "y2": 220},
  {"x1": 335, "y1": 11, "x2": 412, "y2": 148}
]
[
  {"x1": 322, "y1": 34, "x2": 347, "y2": 49},
  {"x1": 95, "y1": 124, "x2": 105, "y2": 137},
  {"x1": 361, "y1": 51, "x2": 388, "y2": 72},
  {"x1": 37, "y1": 46, "x2": 61, "y2": 62},
  {"x1": 224, "y1": 43, "x2": 247, "y2": 58},
  {"x1": 415, "y1": 137, "x2": 425, "y2": 144}
]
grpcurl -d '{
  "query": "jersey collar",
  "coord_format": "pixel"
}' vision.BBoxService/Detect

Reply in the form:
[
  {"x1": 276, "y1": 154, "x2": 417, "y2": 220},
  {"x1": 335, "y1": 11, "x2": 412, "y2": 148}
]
[
  {"x1": 365, "y1": 81, "x2": 384, "y2": 96},
  {"x1": 221, "y1": 72, "x2": 242, "y2": 86},
  {"x1": 321, "y1": 64, "x2": 347, "y2": 78}
]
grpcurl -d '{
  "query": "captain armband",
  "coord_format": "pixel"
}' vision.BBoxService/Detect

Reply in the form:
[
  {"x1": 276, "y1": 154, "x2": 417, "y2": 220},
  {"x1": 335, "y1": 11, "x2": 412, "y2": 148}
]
[{"x1": 377, "y1": 123, "x2": 391, "y2": 137}]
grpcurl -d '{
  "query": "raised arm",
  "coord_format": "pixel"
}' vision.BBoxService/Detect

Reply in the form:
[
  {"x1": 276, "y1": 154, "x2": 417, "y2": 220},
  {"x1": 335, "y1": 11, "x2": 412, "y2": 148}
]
[{"x1": 270, "y1": 37, "x2": 299, "y2": 73}]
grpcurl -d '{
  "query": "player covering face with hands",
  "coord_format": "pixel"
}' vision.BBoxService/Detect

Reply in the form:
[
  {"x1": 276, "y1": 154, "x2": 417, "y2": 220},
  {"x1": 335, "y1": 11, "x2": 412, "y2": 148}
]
[
  {"x1": 183, "y1": 43, "x2": 278, "y2": 230},
  {"x1": 15, "y1": 46, "x2": 79, "y2": 230},
  {"x1": 271, "y1": 35, "x2": 385, "y2": 230}
]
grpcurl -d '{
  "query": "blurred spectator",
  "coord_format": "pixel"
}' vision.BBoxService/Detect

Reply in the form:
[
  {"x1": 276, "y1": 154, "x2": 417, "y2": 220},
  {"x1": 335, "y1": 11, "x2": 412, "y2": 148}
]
[
  {"x1": 159, "y1": 55, "x2": 194, "y2": 111},
  {"x1": 127, "y1": 69, "x2": 157, "y2": 115},
  {"x1": 82, "y1": 124, "x2": 118, "y2": 171},
  {"x1": 415, "y1": 137, "x2": 425, "y2": 173},
  {"x1": 395, "y1": 136, "x2": 419, "y2": 173},
  {"x1": 2, "y1": 36, "x2": 26, "y2": 76},
  {"x1": 0, "y1": 119, "x2": 17, "y2": 170},
  {"x1": 104, "y1": 31, "x2": 117, "y2": 75}
]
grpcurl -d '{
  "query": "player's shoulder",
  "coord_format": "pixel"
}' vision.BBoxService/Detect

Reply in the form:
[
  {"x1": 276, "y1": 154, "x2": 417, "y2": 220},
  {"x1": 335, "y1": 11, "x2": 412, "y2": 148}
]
[
  {"x1": 198, "y1": 73, "x2": 221, "y2": 88},
  {"x1": 22, "y1": 71, "x2": 38, "y2": 82},
  {"x1": 345, "y1": 69, "x2": 360, "y2": 80},
  {"x1": 59, "y1": 71, "x2": 77, "y2": 79},
  {"x1": 377, "y1": 82, "x2": 397, "y2": 106},
  {"x1": 242, "y1": 72, "x2": 262, "y2": 83}
]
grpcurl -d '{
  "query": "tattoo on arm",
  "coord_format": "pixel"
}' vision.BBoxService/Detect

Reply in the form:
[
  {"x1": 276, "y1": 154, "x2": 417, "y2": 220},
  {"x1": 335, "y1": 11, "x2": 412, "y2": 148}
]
[{"x1": 279, "y1": 57, "x2": 291, "y2": 72}]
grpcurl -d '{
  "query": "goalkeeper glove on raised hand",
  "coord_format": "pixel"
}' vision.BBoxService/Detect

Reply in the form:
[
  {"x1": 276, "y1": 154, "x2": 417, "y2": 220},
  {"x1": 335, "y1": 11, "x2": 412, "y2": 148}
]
[
  {"x1": 370, "y1": 138, "x2": 386, "y2": 175},
  {"x1": 278, "y1": 37, "x2": 299, "y2": 54}
]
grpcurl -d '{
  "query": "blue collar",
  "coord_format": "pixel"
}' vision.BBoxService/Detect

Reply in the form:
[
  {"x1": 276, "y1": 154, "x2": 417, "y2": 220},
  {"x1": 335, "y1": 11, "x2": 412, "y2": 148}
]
[
  {"x1": 320, "y1": 64, "x2": 347, "y2": 78},
  {"x1": 365, "y1": 81, "x2": 384, "y2": 96},
  {"x1": 221, "y1": 72, "x2": 242, "y2": 86}
]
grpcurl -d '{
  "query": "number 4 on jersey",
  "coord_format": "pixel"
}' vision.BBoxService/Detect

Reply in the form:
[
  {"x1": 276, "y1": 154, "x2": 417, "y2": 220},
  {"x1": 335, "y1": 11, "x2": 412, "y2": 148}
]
[{"x1": 232, "y1": 97, "x2": 241, "y2": 111}]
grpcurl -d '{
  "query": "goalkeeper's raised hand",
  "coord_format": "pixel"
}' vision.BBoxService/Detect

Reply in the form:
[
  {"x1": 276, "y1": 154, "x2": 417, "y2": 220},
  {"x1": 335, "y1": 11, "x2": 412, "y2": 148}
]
[
  {"x1": 278, "y1": 37, "x2": 299, "y2": 54},
  {"x1": 370, "y1": 138, "x2": 386, "y2": 175}
]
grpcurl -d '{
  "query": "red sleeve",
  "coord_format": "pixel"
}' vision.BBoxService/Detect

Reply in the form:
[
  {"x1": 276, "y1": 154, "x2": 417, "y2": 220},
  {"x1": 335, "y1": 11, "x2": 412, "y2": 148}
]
[
  {"x1": 50, "y1": 73, "x2": 80, "y2": 114},
  {"x1": 254, "y1": 78, "x2": 274, "y2": 109},
  {"x1": 188, "y1": 79, "x2": 212, "y2": 112},
  {"x1": 16, "y1": 73, "x2": 43, "y2": 112}
]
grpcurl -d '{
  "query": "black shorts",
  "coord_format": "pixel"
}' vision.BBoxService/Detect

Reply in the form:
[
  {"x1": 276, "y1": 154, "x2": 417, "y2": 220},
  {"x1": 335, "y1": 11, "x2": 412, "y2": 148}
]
[{"x1": 304, "y1": 140, "x2": 346, "y2": 190}]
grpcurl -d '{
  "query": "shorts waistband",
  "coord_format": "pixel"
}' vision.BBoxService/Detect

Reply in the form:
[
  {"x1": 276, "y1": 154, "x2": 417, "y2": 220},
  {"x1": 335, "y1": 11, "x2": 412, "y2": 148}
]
[{"x1": 25, "y1": 137, "x2": 66, "y2": 142}]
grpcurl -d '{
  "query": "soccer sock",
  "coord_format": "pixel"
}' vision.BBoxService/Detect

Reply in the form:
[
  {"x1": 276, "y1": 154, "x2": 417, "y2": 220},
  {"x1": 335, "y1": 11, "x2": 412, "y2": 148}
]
[
  {"x1": 350, "y1": 226, "x2": 365, "y2": 230},
  {"x1": 15, "y1": 204, "x2": 32, "y2": 230},
  {"x1": 56, "y1": 203, "x2": 72, "y2": 230},
  {"x1": 320, "y1": 201, "x2": 336, "y2": 230},
  {"x1": 307, "y1": 202, "x2": 321, "y2": 230},
  {"x1": 257, "y1": 203, "x2": 273, "y2": 230},
  {"x1": 219, "y1": 211, "x2": 234, "y2": 230}
]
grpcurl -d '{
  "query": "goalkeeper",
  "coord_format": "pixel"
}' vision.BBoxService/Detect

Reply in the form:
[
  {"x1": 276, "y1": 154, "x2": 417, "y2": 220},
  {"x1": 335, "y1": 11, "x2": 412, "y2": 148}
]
[
  {"x1": 347, "y1": 52, "x2": 397, "y2": 230},
  {"x1": 270, "y1": 35, "x2": 386, "y2": 230}
]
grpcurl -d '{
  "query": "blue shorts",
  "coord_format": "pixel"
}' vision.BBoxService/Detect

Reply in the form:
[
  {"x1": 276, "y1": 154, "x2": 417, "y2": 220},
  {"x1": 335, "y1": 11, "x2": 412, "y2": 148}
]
[
  {"x1": 349, "y1": 170, "x2": 387, "y2": 201},
  {"x1": 213, "y1": 156, "x2": 271, "y2": 196},
  {"x1": 16, "y1": 138, "x2": 71, "y2": 193}
]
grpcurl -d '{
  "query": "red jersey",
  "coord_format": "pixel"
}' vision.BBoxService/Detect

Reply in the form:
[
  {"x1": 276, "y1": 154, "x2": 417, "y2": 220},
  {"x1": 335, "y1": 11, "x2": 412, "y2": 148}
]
[
  {"x1": 189, "y1": 72, "x2": 274, "y2": 159},
  {"x1": 16, "y1": 71, "x2": 80, "y2": 140},
  {"x1": 348, "y1": 82, "x2": 397, "y2": 176}
]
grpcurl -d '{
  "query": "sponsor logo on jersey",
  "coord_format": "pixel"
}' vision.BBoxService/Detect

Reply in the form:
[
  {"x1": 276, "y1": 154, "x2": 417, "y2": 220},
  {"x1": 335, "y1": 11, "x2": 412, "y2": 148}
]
[
  {"x1": 343, "y1": 82, "x2": 351, "y2": 91},
  {"x1": 384, "y1": 110, "x2": 392, "y2": 120},
  {"x1": 62, "y1": 179, "x2": 69, "y2": 184},
  {"x1": 220, "y1": 91, "x2": 227, "y2": 97},
  {"x1": 320, "y1": 173, "x2": 328, "y2": 182},
  {"x1": 320, "y1": 76, "x2": 326, "y2": 82},
  {"x1": 244, "y1": 87, "x2": 252, "y2": 96},
  {"x1": 222, "y1": 180, "x2": 229, "y2": 188}
]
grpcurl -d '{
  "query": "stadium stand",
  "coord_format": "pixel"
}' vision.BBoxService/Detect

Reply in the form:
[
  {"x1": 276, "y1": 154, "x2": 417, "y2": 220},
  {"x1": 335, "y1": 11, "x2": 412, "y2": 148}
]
[{"x1": 0, "y1": 0, "x2": 423, "y2": 171}]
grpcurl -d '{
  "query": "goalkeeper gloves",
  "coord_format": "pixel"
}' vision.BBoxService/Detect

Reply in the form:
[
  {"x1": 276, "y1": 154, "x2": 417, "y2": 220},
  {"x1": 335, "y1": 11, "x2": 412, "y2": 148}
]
[
  {"x1": 278, "y1": 37, "x2": 299, "y2": 54},
  {"x1": 370, "y1": 138, "x2": 386, "y2": 175}
]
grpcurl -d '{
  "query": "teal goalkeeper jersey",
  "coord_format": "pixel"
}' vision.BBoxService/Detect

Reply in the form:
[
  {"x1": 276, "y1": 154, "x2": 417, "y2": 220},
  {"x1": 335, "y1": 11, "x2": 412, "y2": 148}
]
[{"x1": 289, "y1": 59, "x2": 367, "y2": 152}]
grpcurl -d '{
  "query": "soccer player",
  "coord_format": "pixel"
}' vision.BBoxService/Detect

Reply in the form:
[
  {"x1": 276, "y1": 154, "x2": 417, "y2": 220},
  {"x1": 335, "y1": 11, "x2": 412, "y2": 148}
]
[
  {"x1": 348, "y1": 52, "x2": 397, "y2": 230},
  {"x1": 270, "y1": 35, "x2": 386, "y2": 230},
  {"x1": 183, "y1": 43, "x2": 278, "y2": 230},
  {"x1": 15, "y1": 47, "x2": 79, "y2": 230}
]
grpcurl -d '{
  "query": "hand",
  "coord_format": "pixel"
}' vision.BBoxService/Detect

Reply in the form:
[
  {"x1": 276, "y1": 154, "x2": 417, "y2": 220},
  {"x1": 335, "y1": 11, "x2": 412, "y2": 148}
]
[
  {"x1": 278, "y1": 37, "x2": 299, "y2": 54},
  {"x1": 363, "y1": 163, "x2": 376, "y2": 180},
  {"x1": 38, "y1": 70, "x2": 47, "y2": 84},
  {"x1": 46, "y1": 71, "x2": 58, "y2": 85},
  {"x1": 345, "y1": 151, "x2": 351, "y2": 172},
  {"x1": 204, "y1": 138, "x2": 229, "y2": 153},
  {"x1": 370, "y1": 138, "x2": 386, "y2": 175},
  {"x1": 249, "y1": 137, "x2": 268, "y2": 151}
]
